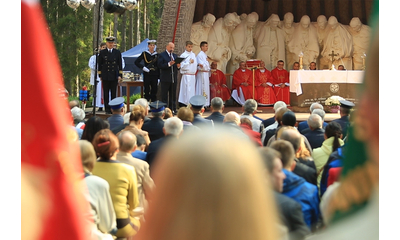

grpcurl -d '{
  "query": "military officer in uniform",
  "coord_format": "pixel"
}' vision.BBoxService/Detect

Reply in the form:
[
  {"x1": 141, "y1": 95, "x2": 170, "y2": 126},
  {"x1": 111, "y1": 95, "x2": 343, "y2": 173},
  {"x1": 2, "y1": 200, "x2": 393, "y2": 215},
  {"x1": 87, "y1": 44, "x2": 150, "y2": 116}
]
[
  {"x1": 98, "y1": 36, "x2": 123, "y2": 114},
  {"x1": 135, "y1": 40, "x2": 160, "y2": 103}
]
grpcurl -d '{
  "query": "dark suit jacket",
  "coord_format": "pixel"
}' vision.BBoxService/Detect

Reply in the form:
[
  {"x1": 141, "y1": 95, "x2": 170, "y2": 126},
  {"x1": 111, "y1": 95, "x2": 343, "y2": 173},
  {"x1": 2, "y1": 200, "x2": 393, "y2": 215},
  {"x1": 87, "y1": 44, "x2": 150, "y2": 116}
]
[
  {"x1": 97, "y1": 48, "x2": 122, "y2": 81},
  {"x1": 303, "y1": 128, "x2": 325, "y2": 150},
  {"x1": 142, "y1": 117, "x2": 165, "y2": 142},
  {"x1": 332, "y1": 115, "x2": 350, "y2": 138},
  {"x1": 205, "y1": 112, "x2": 225, "y2": 124},
  {"x1": 274, "y1": 192, "x2": 311, "y2": 240},
  {"x1": 134, "y1": 51, "x2": 160, "y2": 77},
  {"x1": 158, "y1": 50, "x2": 178, "y2": 83},
  {"x1": 293, "y1": 159, "x2": 318, "y2": 187},
  {"x1": 299, "y1": 121, "x2": 328, "y2": 135},
  {"x1": 146, "y1": 135, "x2": 178, "y2": 169},
  {"x1": 262, "y1": 116, "x2": 276, "y2": 128}
]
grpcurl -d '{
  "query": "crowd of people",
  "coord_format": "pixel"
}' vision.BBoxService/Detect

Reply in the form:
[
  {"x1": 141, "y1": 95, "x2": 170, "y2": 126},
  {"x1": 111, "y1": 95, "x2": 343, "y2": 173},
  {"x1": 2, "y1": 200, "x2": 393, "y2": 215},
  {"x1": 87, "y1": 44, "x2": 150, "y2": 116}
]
[{"x1": 69, "y1": 83, "x2": 378, "y2": 239}]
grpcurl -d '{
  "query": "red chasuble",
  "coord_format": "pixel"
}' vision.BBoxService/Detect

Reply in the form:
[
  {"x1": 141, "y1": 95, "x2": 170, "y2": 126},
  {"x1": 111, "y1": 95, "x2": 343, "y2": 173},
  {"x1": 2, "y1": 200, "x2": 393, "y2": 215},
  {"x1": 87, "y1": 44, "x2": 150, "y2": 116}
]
[
  {"x1": 232, "y1": 68, "x2": 256, "y2": 100},
  {"x1": 271, "y1": 67, "x2": 290, "y2": 105},
  {"x1": 255, "y1": 68, "x2": 277, "y2": 105},
  {"x1": 209, "y1": 69, "x2": 231, "y2": 102}
]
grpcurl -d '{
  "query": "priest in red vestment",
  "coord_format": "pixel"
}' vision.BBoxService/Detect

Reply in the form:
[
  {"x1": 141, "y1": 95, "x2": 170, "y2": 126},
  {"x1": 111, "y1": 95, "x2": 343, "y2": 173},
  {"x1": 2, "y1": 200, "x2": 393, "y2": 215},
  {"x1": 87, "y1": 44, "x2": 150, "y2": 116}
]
[
  {"x1": 209, "y1": 61, "x2": 231, "y2": 102},
  {"x1": 231, "y1": 61, "x2": 256, "y2": 105},
  {"x1": 255, "y1": 61, "x2": 277, "y2": 105},
  {"x1": 271, "y1": 60, "x2": 290, "y2": 105}
]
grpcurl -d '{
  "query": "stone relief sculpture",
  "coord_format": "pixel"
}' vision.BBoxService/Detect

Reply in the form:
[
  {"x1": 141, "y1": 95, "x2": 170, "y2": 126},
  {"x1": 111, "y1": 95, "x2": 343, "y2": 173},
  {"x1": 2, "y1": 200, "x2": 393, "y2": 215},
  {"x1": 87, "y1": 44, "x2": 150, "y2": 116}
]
[
  {"x1": 254, "y1": 14, "x2": 286, "y2": 71},
  {"x1": 279, "y1": 12, "x2": 297, "y2": 70},
  {"x1": 287, "y1": 15, "x2": 319, "y2": 70},
  {"x1": 207, "y1": 12, "x2": 241, "y2": 73},
  {"x1": 190, "y1": 13, "x2": 216, "y2": 55},
  {"x1": 312, "y1": 15, "x2": 329, "y2": 69},
  {"x1": 320, "y1": 16, "x2": 353, "y2": 70},
  {"x1": 226, "y1": 12, "x2": 259, "y2": 74},
  {"x1": 346, "y1": 17, "x2": 371, "y2": 70}
]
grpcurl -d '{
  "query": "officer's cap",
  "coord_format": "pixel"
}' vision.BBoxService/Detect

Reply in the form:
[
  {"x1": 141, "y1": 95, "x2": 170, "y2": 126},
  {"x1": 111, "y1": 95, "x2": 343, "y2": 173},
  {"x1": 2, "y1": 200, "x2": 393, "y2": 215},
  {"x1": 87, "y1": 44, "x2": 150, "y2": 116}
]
[
  {"x1": 339, "y1": 99, "x2": 355, "y2": 109},
  {"x1": 106, "y1": 36, "x2": 116, "y2": 42},
  {"x1": 189, "y1": 95, "x2": 206, "y2": 109},
  {"x1": 147, "y1": 39, "x2": 157, "y2": 45},
  {"x1": 149, "y1": 100, "x2": 166, "y2": 112},
  {"x1": 109, "y1": 97, "x2": 125, "y2": 110}
]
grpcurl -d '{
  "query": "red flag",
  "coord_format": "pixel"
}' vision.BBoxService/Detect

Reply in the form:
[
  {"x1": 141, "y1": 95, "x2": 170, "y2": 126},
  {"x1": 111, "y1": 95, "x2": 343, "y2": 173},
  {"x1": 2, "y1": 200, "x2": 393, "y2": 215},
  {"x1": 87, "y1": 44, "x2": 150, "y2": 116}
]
[{"x1": 21, "y1": 0, "x2": 93, "y2": 239}]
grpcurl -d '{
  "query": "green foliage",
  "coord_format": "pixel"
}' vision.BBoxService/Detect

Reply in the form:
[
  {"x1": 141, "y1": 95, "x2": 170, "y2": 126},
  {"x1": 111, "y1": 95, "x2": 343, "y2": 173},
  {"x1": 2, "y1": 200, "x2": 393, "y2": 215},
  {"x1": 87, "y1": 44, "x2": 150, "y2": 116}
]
[
  {"x1": 40, "y1": 0, "x2": 164, "y2": 98},
  {"x1": 123, "y1": 93, "x2": 142, "y2": 104}
]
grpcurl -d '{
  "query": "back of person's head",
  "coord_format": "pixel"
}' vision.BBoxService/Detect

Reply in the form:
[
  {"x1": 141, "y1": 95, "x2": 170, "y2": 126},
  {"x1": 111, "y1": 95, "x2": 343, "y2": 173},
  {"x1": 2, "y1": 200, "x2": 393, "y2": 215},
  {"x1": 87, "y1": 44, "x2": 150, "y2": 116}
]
[
  {"x1": 137, "y1": 128, "x2": 280, "y2": 240},
  {"x1": 130, "y1": 105, "x2": 146, "y2": 123},
  {"x1": 279, "y1": 128, "x2": 301, "y2": 153},
  {"x1": 118, "y1": 130, "x2": 137, "y2": 153},
  {"x1": 210, "y1": 97, "x2": 224, "y2": 111},
  {"x1": 309, "y1": 102, "x2": 323, "y2": 113},
  {"x1": 258, "y1": 147, "x2": 285, "y2": 192},
  {"x1": 164, "y1": 117, "x2": 183, "y2": 136},
  {"x1": 177, "y1": 107, "x2": 194, "y2": 122},
  {"x1": 152, "y1": 109, "x2": 165, "y2": 119},
  {"x1": 223, "y1": 111, "x2": 240, "y2": 125},
  {"x1": 81, "y1": 116, "x2": 109, "y2": 143},
  {"x1": 69, "y1": 100, "x2": 80, "y2": 109},
  {"x1": 79, "y1": 139, "x2": 97, "y2": 173},
  {"x1": 135, "y1": 134, "x2": 146, "y2": 150},
  {"x1": 325, "y1": 121, "x2": 343, "y2": 152},
  {"x1": 312, "y1": 109, "x2": 326, "y2": 121},
  {"x1": 281, "y1": 110, "x2": 296, "y2": 126},
  {"x1": 92, "y1": 129, "x2": 119, "y2": 160},
  {"x1": 275, "y1": 107, "x2": 290, "y2": 126},
  {"x1": 259, "y1": 147, "x2": 282, "y2": 174},
  {"x1": 243, "y1": 99, "x2": 257, "y2": 115},
  {"x1": 307, "y1": 113, "x2": 323, "y2": 130},
  {"x1": 273, "y1": 101, "x2": 287, "y2": 113},
  {"x1": 163, "y1": 108, "x2": 173, "y2": 119},
  {"x1": 71, "y1": 107, "x2": 85, "y2": 124},
  {"x1": 270, "y1": 140, "x2": 295, "y2": 169},
  {"x1": 134, "y1": 98, "x2": 149, "y2": 115},
  {"x1": 240, "y1": 117, "x2": 253, "y2": 129}
]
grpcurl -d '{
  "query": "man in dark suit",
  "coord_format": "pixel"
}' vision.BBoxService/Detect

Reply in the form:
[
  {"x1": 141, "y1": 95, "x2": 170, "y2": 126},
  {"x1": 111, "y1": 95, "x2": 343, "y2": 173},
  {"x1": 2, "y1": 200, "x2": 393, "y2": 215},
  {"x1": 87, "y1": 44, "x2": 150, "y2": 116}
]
[
  {"x1": 98, "y1": 36, "x2": 123, "y2": 114},
  {"x1": 189, "y1": 95, "x2": 214, "y2": 129},
  {"x1": 205, "y1": 97, "x2": 225, "y2": 124},
  {"x1": 142, "y1": 100, "x2": 166, "y2": 142},
  {"x1": 146, "y1": 117, "x2": 183, "y2": 171},
  {"x1": 158, "y1": 42, "x2": 180, "y2": 114}
]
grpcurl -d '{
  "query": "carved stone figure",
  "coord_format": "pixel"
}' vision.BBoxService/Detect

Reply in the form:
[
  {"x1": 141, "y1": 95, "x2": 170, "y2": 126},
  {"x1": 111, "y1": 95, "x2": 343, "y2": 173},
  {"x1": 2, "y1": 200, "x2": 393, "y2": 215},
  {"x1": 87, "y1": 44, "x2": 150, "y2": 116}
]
[
  {"x1": 287, "y1": 15, "x2": 319, "y2": 70},
  {"x1": 279, "y1": 12, "x2": 297, "y2": 70},
  {"x1": 254, "y1": 14, "x2": 286, "y2": 71},
  {"x1": 207, "y1": 12, "x2": 241, "y2": 73},
  {"x1": 347, "y1": 17, "x2": 371, "y2": 70},
  {"x1": 226, "y1": 12, "x2": 259, "y2": 74},
  {"x1": 190, "y1": 13, "x2": 216, "y2": 55},
  {"x1": 320, "y1": 16, "x2": 353, "y2": 70},
  {"x1": 312, "y1": 15, "x2": 329, "y2": 69}
]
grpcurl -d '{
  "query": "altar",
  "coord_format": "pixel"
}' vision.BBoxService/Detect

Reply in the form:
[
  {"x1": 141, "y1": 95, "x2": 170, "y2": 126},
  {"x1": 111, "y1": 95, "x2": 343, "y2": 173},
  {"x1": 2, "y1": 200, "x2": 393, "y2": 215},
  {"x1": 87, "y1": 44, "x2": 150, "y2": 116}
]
[{"x1": 289, "y1": 70, "x2": 364, "y2": 108}]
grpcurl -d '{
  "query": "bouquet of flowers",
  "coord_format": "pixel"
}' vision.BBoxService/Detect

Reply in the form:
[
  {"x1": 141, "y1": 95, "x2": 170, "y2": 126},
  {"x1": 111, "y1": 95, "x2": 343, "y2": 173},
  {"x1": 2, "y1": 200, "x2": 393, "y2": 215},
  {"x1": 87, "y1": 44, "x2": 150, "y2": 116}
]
[{"x1": 325, "y1": 95, "x2": 344, "y2": 106}]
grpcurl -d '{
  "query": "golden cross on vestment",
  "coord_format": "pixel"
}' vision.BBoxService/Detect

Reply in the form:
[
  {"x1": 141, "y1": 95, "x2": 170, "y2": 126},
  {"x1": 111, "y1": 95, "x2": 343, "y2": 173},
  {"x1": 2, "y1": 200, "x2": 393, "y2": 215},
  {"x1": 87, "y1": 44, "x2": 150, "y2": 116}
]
[{"x1": 278, "y1": 75, "x2": 285, "y2": 82}]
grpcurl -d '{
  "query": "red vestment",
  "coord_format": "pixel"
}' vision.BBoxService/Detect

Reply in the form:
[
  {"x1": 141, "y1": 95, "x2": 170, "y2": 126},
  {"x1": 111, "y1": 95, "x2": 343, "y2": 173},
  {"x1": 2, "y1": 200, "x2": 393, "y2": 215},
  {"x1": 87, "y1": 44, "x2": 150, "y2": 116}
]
[
  {"x1": 255, "y1": 68, "x2": 277, "y2": 105},
  {"x1": 271, "y1": 67, "x2": 290, "y2": 105},
  {"x1": 209, "y1": 69, "x2": 231, "y2": 102},
  {"x1": 232, "y1": 68, "x2": 256, "y2": 100}
]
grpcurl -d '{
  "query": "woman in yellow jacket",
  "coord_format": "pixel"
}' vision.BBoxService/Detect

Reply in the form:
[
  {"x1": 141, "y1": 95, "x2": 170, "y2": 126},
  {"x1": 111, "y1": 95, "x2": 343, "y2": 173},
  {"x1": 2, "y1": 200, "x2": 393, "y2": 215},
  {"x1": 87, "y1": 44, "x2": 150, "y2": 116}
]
[{"x1": 92, "y1": 129, "x2": 140, "y2": 238}]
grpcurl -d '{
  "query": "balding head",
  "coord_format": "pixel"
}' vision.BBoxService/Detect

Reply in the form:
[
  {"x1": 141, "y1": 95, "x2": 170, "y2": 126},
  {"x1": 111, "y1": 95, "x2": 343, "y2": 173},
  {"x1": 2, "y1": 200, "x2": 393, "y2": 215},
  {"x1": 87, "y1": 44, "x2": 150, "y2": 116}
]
[
  {"x1": 118, "y1": 130, "x2": 137, "y2": 153},
  {"x1": 223, "y1": 111, "x2": 241, "y2": 125},
  {"x1": 307, "y1": 114, "x2": 323, "y2": 130},
  {"x1": 280, "y1": 128, "x2": 302, "y2": 153}
]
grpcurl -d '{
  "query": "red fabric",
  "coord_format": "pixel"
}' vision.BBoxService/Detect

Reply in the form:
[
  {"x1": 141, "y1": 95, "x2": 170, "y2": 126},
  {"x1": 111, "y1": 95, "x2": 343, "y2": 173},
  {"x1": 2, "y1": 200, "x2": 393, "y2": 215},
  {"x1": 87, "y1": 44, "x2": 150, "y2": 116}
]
[
  {"x1": 271, "y1": 67, "x2": 290, "y2": 105},
  {"x1": 254, "y1": 69, "x2": 277, "y2": 105},
  {"x1": 232, "y1": 68, "x2": 256, "y2": 100},
  {"x1": 22, "y1": 1, "x2": 92, "y2": 239},
  {"x1": 240, "y1": 124, "x2": 262, "y2": 146},
  {"x1": 209, "y1": 69, "x2": 231, "y2": 101},
  {"x1": 327, "y1": 167, "x2": 342, "y2": 187}
]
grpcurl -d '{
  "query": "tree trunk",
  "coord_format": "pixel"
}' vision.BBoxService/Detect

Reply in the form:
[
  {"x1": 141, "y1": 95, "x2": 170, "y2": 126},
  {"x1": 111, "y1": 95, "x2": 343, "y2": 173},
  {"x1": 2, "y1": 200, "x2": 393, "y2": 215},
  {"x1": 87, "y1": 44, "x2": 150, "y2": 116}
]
[
  {"x1": 114, "y1": 13, "x2": 118, "y2": 39},
  {"x1": 121, "y1": 12, "x2": 127, "y2": 51},
  {"x1": 129, "y1": 10, "x2": 134, "y2": 49},
  {"x1": 136, "y1": 1, "x2": 141, "y2": 44},
  {"x1": 93, "y1": 0, "x2": 104, "y2": 50}
]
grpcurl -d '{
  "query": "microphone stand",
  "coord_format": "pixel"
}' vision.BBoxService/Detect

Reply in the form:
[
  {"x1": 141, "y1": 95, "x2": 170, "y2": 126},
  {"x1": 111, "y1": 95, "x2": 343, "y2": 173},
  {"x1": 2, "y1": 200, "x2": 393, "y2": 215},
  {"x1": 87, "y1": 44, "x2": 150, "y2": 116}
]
[
  {"x1": 170, "y1": 51, "x2": 175, "y2": 112},
  {"x1": 92, "y1": 0, "x2": 103, "y2": 117}
]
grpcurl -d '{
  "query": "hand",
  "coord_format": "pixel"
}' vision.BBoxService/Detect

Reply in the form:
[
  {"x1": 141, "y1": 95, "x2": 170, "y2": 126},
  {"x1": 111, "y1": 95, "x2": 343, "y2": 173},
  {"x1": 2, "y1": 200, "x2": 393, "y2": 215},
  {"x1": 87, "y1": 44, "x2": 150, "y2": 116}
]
[
  {"x1": 190, "y1": 59, "x2": 194, "y2": 64},
  {"x1": 280, "y1": 84, "x2": 285, "y2": 88},
  {"x1": 169, "y1": 60, "x2": 175, "y2": 66},
  {"x1": 199, "y1": 64, "x2": 203, "y2": 68},
  {"x1": 261, "y1": 83, "x2": 267, "y2": 87},
  {"x1": 143, "y1": 67, "x2": 150, "y2": 73},
  {"x1": 242, "y1": 82, "x2": 249, "y2": 87},
  {"x1": 118, "y1": 76, "x2": 122, "y2": 82}
]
